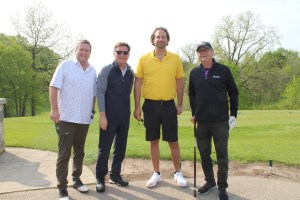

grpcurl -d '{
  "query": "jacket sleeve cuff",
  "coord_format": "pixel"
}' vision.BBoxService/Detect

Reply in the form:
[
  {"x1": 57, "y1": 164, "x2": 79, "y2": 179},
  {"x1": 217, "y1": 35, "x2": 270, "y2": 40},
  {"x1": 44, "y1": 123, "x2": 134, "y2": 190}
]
[{"x1": 230, "y1": 110, "x2": 238, "y2": 118}]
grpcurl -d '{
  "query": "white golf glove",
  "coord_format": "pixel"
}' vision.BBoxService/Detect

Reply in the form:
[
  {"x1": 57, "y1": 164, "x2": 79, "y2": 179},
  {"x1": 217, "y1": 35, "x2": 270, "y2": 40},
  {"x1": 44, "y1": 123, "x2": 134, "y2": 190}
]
[{"x1": 228, "y1": 116, "x2": 236, "y2": 132}]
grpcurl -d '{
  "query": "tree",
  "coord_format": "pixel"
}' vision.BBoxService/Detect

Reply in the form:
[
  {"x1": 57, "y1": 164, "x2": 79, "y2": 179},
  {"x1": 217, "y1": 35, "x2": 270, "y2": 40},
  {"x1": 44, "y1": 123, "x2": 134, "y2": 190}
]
[
  {"x1": 0, "y1": 34, "x2": 32, "y2": 116},
  {"x1": 211, "y1": 11, "x2": 281, "y2": 109},
  {"x1": 177, "y1": 43, "x2": 199, "y2": 110},
  {"x1": 11, "y1": 1, "x2": 74, "y2": 116},
  {"x1": 280, "y1": 76, "x2": 300, "y2": 109},
  {"x1": 242, "y1": 48, "x2": 299, "y2": 108},
  {"x1": 212, "y1": 11, "x2": 280, "y2": 86}
]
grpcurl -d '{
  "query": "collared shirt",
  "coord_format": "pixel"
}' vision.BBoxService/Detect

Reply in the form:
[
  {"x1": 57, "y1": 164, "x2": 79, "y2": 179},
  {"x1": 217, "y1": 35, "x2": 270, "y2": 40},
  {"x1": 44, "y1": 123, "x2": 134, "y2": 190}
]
[
  {"x1": 135, "y1": 51, "x2": 184, "y2": 100},
  {"x1": 121, "y1": 66, "x2": 127, "y2": 77},
  {"x1": 50, "y1": 58, "x2": 97, "y2": 124}
]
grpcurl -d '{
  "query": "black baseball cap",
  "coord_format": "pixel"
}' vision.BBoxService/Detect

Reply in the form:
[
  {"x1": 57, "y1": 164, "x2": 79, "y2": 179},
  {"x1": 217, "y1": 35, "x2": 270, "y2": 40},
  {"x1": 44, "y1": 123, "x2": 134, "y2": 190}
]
[{"x1": 196, "y1": 41, "x2": 213, "y2": 51}]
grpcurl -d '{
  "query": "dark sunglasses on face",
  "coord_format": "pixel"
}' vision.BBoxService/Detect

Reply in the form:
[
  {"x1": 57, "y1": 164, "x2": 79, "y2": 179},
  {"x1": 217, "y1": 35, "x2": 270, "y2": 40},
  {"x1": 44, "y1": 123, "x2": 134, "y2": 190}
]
[{"x1": 115, "y1": 50, "x2": 129, "y2": 55}]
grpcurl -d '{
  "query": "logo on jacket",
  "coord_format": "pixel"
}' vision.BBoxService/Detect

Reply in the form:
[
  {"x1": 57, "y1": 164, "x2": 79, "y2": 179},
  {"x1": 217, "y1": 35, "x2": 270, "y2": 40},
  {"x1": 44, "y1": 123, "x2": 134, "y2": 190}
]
[{"x1": 212, "y1": 75, "x2": 220, "y2": 79}]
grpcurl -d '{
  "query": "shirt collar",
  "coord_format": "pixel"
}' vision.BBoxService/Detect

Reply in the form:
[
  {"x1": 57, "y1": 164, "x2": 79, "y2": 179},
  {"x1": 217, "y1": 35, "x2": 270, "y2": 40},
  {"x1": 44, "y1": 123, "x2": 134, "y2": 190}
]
[{"x1": 73, "y1": 58, "x2": 92, "y2": 71}]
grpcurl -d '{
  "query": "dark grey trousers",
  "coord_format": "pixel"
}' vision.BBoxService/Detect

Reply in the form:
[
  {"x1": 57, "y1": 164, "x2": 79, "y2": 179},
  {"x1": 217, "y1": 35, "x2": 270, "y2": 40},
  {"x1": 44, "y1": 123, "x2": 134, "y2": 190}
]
[
  {"x1": 196, "y1": 121, "x2": 229, "y2": 188},
  {"x1": 56, "y1": 121, "x2": 89, "y2": 190}
]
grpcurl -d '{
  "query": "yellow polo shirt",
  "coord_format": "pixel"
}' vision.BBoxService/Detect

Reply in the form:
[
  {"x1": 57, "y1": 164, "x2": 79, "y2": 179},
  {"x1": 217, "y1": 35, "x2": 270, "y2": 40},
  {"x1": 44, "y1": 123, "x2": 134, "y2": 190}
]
[{"x1": 135, "y1": 51, "x2": 184, "y2": 100}]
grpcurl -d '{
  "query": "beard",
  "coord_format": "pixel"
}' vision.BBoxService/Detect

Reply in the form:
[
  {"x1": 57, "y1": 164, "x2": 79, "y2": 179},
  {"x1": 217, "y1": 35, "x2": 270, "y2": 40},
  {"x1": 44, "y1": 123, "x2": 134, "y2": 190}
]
[{"x1": 155, "y1": 41, "x2": 168, "y2": 49}]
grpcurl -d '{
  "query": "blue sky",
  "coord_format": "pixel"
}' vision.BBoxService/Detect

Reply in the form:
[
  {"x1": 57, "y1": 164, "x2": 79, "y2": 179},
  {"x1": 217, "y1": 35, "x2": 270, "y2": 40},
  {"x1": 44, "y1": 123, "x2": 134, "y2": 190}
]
[{"x1": 1, "y1": 0, "x2": 299, "y2": 72}]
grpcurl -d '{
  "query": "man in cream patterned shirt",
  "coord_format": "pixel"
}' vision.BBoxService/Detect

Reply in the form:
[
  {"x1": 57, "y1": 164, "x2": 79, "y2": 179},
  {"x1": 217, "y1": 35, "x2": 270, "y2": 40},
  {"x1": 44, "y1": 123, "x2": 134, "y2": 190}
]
[{"x1": 49, "y1": 39, "x2": 97, "y2": 200}]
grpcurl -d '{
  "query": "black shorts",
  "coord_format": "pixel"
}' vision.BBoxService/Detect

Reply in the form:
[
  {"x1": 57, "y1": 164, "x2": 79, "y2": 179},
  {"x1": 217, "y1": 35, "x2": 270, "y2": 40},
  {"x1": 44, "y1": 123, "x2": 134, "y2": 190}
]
[{"x1": 142, "y1": 99, "x2": 178, "y2": 142}]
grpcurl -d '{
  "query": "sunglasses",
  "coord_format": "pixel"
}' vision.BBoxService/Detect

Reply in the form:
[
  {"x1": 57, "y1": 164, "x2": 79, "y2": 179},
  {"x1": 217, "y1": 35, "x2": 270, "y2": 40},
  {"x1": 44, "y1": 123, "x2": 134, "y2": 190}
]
[{"x1": 115, "y1": 50, "x2": 129, "y2": 55}]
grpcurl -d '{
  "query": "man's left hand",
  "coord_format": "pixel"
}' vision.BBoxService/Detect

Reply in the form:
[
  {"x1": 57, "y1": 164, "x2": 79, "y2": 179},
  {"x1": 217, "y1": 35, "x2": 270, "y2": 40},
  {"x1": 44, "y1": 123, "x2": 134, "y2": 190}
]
[
  {"x1": 228, "y1": 116, "x2": 236, "y2": 132},
  {"x1": 176, "y1": 105, "x2": 182, "y2": 115}
]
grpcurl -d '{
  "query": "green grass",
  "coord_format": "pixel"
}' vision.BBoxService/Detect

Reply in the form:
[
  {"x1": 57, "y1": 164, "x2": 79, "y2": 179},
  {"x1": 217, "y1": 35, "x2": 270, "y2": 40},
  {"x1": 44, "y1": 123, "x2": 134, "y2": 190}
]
[{"x1": 3, "y1": 110, "x2": 300, "y2": 166}]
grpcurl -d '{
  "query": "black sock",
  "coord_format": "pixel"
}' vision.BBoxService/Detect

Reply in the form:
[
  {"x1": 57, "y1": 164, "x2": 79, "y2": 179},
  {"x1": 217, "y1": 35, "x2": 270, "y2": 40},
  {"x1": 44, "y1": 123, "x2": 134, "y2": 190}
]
[{"x1": 156, "y1": 172, "x2": 160, "y2": 175}]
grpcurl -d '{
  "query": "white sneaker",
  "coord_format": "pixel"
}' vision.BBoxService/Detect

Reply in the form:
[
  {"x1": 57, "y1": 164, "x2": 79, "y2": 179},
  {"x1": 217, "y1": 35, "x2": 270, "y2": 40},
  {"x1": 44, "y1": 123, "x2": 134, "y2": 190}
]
[
  {"x1": 73, "y1": 179, "x2": 89, "y2": 193},
  {"x1": 174, "y1": 171, "x2": 187, "y2": 187},
  {"x1": 146, "y1": 172, "x2": 162, "y2": 188},
  {"x1": 59, "y1": 189, "x2": 70, "y2": 200},
  {"x1": 76, "y1": 184, "x2": 89, "y2": 192},
  {"x1": 59, "y1": 197, "x2": 70, "y2": 200}
]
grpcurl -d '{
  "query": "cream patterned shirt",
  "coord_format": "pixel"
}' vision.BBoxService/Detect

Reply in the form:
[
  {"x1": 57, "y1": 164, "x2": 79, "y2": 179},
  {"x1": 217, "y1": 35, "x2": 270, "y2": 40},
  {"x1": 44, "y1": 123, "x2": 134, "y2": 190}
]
[{"x1": 50, "y1": 58, "x2": 97, "y2": 124}]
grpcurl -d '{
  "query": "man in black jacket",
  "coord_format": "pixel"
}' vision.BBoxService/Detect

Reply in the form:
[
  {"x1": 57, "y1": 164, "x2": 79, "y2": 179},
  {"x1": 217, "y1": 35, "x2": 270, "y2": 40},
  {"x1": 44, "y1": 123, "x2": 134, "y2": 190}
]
[
  {"x1": 95, "y1": 42, "x2": 134, "y2": 193},
  {"x1": 189, "y1": 42, "x2": 239, "y2": 200}
]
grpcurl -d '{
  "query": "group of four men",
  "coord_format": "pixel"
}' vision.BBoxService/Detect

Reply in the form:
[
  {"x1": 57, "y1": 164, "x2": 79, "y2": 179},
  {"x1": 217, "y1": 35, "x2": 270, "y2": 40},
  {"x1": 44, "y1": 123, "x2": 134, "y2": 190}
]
[{"x1": 49, "y1": 26, "x2": 239, "y2": 200}]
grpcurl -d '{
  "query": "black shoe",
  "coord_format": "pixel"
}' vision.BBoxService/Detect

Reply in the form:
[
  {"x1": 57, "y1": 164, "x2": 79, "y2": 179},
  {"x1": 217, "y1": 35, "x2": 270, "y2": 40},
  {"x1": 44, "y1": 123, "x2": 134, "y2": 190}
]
[
  {"x1": 72, "y1": 179, "x2": 89, "y2": 193},
  {"x1": 198, "y1": 182, "x2": 217, "y2": 194},
  {"x1": 96, "y1": 178, "x2": 105, "y2": 193},
  {"x1": 218, "y1": 187, "x2": 228, "y2": 200},
  {"x1": 59, "y1": 189, "x2": 69, "y2": 200},
  {"x1": 109, "y1": 174, "x2": 129, "y2": 186}
]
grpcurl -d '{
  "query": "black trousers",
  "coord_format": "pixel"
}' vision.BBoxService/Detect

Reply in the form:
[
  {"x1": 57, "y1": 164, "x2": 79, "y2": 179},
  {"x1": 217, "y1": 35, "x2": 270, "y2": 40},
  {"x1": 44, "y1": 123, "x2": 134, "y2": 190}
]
[
  {"x1": 196, "y1": 121, "x2": 229, "y2": 188},
  {"x1": 96, "y1": 121, "x2": 129, "y2": 179}
]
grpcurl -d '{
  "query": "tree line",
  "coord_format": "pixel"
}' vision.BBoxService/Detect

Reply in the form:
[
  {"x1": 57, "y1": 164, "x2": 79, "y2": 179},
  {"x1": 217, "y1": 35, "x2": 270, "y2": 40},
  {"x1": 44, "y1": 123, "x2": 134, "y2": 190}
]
[{"x1": 0, "y1": 3, "x2": 299, "y2": 117}]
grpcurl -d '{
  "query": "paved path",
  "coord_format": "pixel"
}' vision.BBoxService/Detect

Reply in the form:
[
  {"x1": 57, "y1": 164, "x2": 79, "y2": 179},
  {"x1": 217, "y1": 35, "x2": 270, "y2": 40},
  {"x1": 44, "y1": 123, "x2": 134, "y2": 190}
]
[
  {"x1": 0, "y1": 147, "x2": 300, "y2": 200},
  {"x1": 0, "y1": 147, "x2": 94, "y2": 193}
]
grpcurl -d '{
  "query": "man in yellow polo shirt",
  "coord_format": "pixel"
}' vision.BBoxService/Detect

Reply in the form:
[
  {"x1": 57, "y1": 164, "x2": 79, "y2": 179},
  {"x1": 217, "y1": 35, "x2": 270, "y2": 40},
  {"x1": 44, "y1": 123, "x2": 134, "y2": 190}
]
[{"x1": 134, "y1": 26, "x2": 187, "y2": 188}]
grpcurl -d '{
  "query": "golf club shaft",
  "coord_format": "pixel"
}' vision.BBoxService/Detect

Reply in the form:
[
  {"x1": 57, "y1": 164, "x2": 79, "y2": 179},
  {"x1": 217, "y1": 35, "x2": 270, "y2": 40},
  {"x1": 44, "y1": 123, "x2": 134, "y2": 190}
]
[
  {"x1": 194, "y1": 137, "x2": 196, "y2": 187},
  {"x1": 193, "y1": 123, "x2": 197, "y2": 197}
]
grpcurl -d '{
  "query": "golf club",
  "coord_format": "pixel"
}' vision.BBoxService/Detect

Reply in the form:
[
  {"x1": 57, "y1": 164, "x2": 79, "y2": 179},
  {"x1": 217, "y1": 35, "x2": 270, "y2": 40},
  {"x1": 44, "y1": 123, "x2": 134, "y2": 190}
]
[{"x1": 193, "y1": 122, "x2": 197, "y2": 197}]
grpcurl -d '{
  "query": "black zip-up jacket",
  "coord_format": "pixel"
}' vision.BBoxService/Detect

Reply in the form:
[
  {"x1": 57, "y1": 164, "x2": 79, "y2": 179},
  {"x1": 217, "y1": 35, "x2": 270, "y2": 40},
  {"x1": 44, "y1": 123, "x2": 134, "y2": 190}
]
[
  {"x1": 97, "y1": 61, "x2": 134, "y2": 122},
  {"x1": 189, "y1": 60, "x2": 239, "y2": 122}
]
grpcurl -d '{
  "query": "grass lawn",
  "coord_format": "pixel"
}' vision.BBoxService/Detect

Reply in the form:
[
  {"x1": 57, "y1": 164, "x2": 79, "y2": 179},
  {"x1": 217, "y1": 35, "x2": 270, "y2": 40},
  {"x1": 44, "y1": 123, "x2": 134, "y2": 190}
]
[{"x1": 3, "y1": 110, "x2": 300, "y2": 166}]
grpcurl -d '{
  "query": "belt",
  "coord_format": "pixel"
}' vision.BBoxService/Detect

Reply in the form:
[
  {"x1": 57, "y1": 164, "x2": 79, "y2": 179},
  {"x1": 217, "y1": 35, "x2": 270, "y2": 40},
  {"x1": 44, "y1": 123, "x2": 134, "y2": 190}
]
[{"x1": 145, "y1": 99, "x2": 174, "y2": 105}]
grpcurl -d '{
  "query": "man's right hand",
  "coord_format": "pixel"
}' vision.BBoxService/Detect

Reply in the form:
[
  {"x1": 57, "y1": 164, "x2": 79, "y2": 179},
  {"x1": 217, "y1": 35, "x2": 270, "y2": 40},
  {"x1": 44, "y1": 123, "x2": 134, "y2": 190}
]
[
  {"x1": 191, "y1": 116, "x2": 196, "y2": 124},
  {"x1": 99, "y1": 112, "x2": 108, "y2": 131},
  {"x1": 50, "y1": 110, "x2": 60, "y2": 123}
]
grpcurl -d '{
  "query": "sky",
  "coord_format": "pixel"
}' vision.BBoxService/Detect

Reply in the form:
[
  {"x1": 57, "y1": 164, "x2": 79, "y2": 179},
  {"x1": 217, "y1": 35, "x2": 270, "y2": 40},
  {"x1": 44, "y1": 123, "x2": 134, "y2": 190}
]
[{"x1": 1, "y1": 0, "x2": 300, "y2": 72}]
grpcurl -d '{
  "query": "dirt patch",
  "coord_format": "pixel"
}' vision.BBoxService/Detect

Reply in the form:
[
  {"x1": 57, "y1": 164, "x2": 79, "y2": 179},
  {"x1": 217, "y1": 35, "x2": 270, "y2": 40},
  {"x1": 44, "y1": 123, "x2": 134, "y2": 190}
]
[{"x1": 87, "y1": 158, "x2": 300, "y2": 183}]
